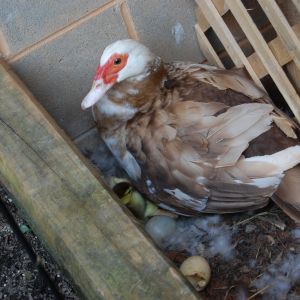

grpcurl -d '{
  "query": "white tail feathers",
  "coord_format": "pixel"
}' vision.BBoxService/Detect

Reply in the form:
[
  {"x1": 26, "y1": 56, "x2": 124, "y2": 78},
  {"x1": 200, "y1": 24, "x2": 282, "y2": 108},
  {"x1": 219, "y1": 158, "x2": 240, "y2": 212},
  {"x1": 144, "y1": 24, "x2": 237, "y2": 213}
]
[{"x1": 245, "y1": 145, "x2": 300, "y2": 175}]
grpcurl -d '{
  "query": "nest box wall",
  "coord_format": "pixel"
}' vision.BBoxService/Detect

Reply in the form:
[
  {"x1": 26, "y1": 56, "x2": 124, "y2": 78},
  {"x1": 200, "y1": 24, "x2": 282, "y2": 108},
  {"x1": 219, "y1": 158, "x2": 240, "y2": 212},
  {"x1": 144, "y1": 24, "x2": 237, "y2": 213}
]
[{"x1": 0, "y1": 0, "x2": 204, "y2": 153}]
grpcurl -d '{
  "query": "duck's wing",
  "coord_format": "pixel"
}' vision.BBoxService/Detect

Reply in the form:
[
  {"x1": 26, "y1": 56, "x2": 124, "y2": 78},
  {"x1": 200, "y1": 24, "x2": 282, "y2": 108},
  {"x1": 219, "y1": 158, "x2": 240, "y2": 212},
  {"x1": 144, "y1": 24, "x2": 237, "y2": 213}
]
[
  {"x1": 166, "y1": 62, "x2": 299, "y2": 139},
  {"x1": 167, "y1": 63, "x2": 300, "y2": 221},
  {"x1": 128, "y1": 100, "x2": 300, "y2": 215},
  {"x1": 167, "y1": 62, "x2": 266, "y2": 100}
]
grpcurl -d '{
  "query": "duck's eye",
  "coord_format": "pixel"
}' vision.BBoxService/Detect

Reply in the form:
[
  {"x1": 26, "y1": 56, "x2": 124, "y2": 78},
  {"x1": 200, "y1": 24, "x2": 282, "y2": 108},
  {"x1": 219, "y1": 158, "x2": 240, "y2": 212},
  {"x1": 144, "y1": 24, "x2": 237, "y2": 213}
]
[{"x1": 114, "y1": 58, "x2": 122, "y2": 65}]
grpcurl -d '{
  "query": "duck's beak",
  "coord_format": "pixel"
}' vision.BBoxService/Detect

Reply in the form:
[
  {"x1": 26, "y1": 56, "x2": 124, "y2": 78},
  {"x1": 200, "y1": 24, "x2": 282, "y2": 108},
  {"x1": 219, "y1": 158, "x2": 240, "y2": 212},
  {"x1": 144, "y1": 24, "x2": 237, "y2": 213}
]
[
  {"x1": 81, "y1": 63, "x2": 117, "y2": 110},
  {"x1": 81, "y1": 79, "x2": 112, "y2": 110}
]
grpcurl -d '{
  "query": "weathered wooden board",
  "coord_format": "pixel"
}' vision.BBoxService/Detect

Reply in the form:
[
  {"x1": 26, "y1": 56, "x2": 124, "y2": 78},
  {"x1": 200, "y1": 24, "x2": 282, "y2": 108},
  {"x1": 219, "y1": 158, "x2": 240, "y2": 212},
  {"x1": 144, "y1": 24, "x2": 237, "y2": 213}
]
[{"x1": 0, "y1": 62, "x2": 199, "y2": 300}]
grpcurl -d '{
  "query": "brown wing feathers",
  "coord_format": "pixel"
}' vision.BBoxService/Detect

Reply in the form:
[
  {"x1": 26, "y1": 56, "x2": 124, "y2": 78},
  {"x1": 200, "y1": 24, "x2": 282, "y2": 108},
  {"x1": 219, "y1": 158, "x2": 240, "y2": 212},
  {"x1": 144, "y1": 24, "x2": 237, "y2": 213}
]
[
  {"x1": 128, "y1": 99, "x2": 281, "y2": 215},
  {"x1": 208, "y1": 103, "x2": 273, "y2": 167}
]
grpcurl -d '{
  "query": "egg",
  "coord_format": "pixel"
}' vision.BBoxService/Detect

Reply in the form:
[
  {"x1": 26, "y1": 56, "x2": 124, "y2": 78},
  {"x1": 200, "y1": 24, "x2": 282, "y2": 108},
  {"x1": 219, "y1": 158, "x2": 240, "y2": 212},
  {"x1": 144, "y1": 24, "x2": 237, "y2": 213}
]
[
  {"x1": 180, "y1": 256, "x2": 211, "y2": 291},
  {"x1": 145, "y1": 216, "x2": 176, "y2": 245}
]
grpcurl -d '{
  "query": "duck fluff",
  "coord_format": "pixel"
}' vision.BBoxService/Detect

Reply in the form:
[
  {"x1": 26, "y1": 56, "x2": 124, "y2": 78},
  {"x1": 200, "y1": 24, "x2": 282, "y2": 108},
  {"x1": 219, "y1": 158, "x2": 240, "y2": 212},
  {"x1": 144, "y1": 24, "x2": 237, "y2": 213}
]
[{"x1": 82, "y1": 39, "x2": 300, "y2": 221}]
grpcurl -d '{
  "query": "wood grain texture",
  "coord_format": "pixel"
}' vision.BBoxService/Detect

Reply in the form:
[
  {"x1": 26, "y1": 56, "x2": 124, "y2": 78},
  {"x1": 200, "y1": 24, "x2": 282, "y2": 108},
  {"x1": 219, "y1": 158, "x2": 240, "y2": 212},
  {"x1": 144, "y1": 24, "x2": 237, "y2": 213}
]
[
  {"x1": 226, "y1": 0, "x2": 300, "y2": 123},
  {"x1": 258, "y1": 0, "x2": 300, "y2": 70},
  {"x1": 0, "y1": 62, "x2": 199, "y2": 300}
]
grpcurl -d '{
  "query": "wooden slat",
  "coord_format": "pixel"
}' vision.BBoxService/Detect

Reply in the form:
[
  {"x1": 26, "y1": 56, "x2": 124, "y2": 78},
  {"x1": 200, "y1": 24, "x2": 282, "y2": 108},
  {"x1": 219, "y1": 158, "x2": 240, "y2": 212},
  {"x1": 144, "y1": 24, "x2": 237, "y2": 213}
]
[
  {"x1": 258, "y1": 0, "x2": 300, "y2": 70},
  {"x1": 195, "y1": 24, "x2": 224, "y2": 68},
  {"x1": 248, "y1": 24, "x2": 300, "y2": 79},
  {"x1": 226, "y1": 0, "x2": 300, "y2": 122},
  {"x1": 212, "y1": 0, "x2": 228, "y2": 15},
  {"x1": 0, "y1": 62, "x2": 199, "y2": 300},
  {"x1": 195, "y1": 0, "x2": 229, "y2": 32},
  {"x1": 292, "y1": 0, "x2": 300, "y2": 14},
  {"x1": 120, "y1": 2, "x2": 139, "y2": 40},
  {"x1": 195, "y1": 0, "x2": 265, "y2": 90},
  {"x1": 195, "y1": 7, "x2": 211, "y2": 32}
]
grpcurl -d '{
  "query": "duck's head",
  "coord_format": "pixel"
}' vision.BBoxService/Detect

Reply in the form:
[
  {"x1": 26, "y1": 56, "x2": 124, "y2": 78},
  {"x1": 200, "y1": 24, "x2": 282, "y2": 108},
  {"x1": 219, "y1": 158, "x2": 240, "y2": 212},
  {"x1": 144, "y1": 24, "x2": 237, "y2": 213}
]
[{"x1": 81, "y1": 39, "x2": 155, "y2": 110}]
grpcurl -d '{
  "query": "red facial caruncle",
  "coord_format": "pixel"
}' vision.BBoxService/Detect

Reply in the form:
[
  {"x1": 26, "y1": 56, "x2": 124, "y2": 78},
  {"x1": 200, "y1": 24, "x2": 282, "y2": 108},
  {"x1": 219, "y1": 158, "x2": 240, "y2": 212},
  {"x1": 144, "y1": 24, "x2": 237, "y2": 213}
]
[
  {"x1": 81, "y1": 53, "x2": 129, "y2": 110},
  {"x1": 94, "y1": 53, "x2": 129, "y2": 84}
]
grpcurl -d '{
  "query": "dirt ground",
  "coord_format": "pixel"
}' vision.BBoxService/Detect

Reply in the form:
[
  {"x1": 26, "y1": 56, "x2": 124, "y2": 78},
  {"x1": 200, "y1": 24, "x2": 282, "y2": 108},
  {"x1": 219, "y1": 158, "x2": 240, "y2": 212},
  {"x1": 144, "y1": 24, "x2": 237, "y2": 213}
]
[
  {"x1": 0, "y1": 186, "x2": 78, "y2": 300},
  {"x1": 1, "y1": 183, "x2": 300, "y2": 299}
]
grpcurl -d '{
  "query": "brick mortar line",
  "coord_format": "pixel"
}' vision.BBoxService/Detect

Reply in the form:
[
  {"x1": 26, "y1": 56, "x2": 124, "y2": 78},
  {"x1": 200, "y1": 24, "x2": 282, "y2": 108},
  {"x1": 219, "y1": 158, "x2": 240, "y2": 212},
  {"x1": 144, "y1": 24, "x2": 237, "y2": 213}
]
[
  {"x1": 7, "y1": 0, "x2": 122, "y2": 63},
  {"x1": 119, "y1": 1, "x2": 139, "y2": 40}
]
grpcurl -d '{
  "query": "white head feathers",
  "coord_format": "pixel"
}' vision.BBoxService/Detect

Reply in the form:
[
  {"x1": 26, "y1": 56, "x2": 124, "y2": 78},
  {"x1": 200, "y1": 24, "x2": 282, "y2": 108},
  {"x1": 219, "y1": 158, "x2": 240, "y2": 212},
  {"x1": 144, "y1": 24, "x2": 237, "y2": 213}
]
[
  {"x1": 100, "y1": 39, "x2": 155, "y2": 82},
  {"x1": 81, "y1": 39, "x2": 156, "y2": 110}
]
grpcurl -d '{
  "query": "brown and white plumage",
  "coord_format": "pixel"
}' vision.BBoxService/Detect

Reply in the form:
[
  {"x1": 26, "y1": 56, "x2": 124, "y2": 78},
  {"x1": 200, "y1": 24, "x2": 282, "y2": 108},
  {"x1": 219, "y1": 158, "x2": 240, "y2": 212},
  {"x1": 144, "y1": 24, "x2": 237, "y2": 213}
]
[{"x1": 82, "y1": 39, "x2": 300, "y2": 221}]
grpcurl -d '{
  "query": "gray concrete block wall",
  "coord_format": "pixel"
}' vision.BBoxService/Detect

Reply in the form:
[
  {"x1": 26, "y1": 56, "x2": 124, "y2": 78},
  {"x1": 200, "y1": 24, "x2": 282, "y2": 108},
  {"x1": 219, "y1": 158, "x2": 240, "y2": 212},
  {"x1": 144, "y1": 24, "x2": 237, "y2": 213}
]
[
  {"x1": 0, "y1": 0, "x2": 109, "y2": 55},
  {"x1": 127, "y1": 0, "x2": 203, "y2": 62},
  {"x1": 1, "y1": 0, "x2": 204, "y2": 149}
]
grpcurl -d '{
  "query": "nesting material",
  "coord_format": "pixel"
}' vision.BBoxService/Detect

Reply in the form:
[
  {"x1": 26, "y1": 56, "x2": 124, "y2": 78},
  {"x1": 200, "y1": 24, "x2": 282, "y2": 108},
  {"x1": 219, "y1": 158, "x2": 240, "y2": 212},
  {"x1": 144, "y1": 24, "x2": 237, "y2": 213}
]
[
  {"x1": 252, "y1": 253, "x2": 300, "y2": 299},
  {"x1": 163, "y1": 216, "x2": 235, "y2": 260}
]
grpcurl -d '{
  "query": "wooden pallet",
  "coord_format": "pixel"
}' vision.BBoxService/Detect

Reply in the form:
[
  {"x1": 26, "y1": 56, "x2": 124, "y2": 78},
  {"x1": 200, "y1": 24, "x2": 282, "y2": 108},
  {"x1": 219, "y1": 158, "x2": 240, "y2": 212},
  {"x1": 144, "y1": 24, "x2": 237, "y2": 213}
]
[{"x1": 195, "y1": 0, "x2": 300, "y2": 123}]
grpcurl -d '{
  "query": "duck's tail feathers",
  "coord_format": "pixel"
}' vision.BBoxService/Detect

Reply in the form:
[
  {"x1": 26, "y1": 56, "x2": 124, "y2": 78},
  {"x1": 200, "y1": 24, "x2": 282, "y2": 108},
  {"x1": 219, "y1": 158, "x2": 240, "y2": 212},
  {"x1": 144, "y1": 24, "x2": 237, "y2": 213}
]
[
  {"x1": 239, "y1": 146, "x2": 300, "y2": 222},
  {"x1": 243, "y1": 145, "x2": 300, "y2": 175}
]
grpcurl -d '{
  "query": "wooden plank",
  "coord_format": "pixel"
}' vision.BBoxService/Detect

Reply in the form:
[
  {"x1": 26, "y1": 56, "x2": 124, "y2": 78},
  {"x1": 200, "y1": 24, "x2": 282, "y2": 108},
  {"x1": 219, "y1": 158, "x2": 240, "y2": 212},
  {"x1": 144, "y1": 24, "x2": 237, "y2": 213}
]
[
  {"x1": 258, "y1": 0, "x2": 300, "y2": 70},
  {"x1": 195, "y1": 24, "x2": 224, "y2": 68},
  {"x1": 195, "y1": 7, "x2": 211, "y2": 32},
  {"x1": 292, "y1": 0, "x2": 300, "y2": 14},
  {"x1": 0, "y1": 62, "x2": 199, "y2": 300},
  {"x1": 195, "y1": 0, "x2": 265, "y2": 90},
  {"x1": 226, "y1": 0, "x2": 300, "y2": 123},
  {"x1": 248, "y1": 24, "x2": 300, "y2": 79},
  {"x1": 195, "y1": 0, "x2": 229, "y2": 32}
]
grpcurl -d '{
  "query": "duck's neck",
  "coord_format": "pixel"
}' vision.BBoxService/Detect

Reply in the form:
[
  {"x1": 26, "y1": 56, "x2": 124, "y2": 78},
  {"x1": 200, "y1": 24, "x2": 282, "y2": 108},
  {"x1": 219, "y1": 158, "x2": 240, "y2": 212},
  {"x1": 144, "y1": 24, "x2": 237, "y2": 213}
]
[{"x1": 93, "y1": 59, "x2": 173, "y2": 142}]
